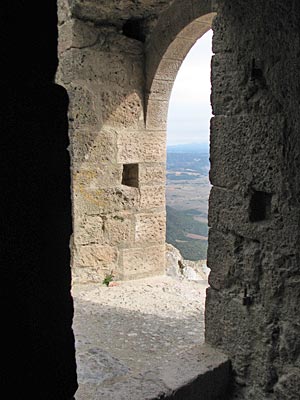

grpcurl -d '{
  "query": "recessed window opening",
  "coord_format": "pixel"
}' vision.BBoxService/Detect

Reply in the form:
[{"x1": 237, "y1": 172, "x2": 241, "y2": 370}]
[
  {"x1": 166, "y1": 29, "x2": 213, "y2": 342},
  {"x1": 122, "y1": 163, "x2": 139, "y2": 187},
  {"x1": 249, "y1": 190, "x2": 272, "y2": 222}
]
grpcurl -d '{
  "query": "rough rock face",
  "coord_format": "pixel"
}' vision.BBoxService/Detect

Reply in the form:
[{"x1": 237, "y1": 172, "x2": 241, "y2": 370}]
[
  {"x1": 165, "y1": 243, "x2": 209, "y2": 281},
  {"x1": 68, "y1": 0, "x2": 173, "y2": 27},
  {"x1": 206, "y1": 1, "x2": 300, "y2": 399}
]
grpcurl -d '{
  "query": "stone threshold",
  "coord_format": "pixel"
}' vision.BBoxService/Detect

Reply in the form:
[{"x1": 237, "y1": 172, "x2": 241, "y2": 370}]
[{"x1": 75, "y1": 344, "x2": 231, "y2": 400}]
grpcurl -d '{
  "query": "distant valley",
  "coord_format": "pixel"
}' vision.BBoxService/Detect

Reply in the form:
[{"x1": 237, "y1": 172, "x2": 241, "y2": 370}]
[{"x1": 166, "y1": 144, "x2": 211, "y2": 261}]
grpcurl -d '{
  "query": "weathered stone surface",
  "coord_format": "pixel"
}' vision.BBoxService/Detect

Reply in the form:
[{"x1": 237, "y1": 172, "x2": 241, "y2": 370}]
[
  {"x1": 71, "y1": 129, "x2": 117, "y2": 163},
  {"x1": 207, "y1": 229, "x2": 239, "y2": 290},
  {"x1": 165, "y1": 243, "x2": 209, "y2": 281},
  {"x1": 69, "y1": 0, "x2": 173, "y2": 26},
  {"x1": 104, "y1": 214, "x2": 134, "y2": 246},
  {"x1": 210, "y1": 114, "x2": 285, "y2": 192},
  {"x1": 74, "y1": 215, "x2": 105, "y2": 246},
  {"x1": 68, "y1": 84, "x2": 100, "y2": 129},
  {"x1": 274, "y1": 369, "x2": 300, "y2": 400},
  {"x1": 117, "y1": 131, "x2": 166, "y2": 164},
  {"x1": 74, "y1": 244, "x2": 118, "y2": 269},
  {"x1": 73, "y1": 186, "x2": 140, "y2": 214},
  {"x1": 102, "y1": 91, "x2": 144, "y2": 129},
  {"x1": 56, "y1": 2, "x2": 300, "y2": 398},
  {"x1": 149, "y1": 78, "x2": 174, "y2": 101},
  {"x1": 206, "y1": 1, "x2": 300, "y2": 399},
  {"x1": 121, "y1": 245, "x2": 165, "y2": 280},
  {"x1": 145, "y1": 100, "x2": 168, "y2": 130},
  {"x1": 140, "y1": 185, "x2": 165, "y2": 210},
  {"x1": 58, "y1": 19, "x2": 99, "y2": 54},
  {"x1": 139, "y1": 163, "x2": 166, "y2": 185},
  {"x1": 135, "y1": 212, "x2": 166, "y2": 244},
  {"x1": 73, "y1": 165, "x2": 122, "y2": 190}
]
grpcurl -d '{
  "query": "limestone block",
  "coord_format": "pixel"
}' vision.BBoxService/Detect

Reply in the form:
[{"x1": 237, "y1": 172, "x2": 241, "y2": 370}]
[
  {"x1": 117, "y1": 131, "x2": 166, "y2": 164},
  {"x1": 70, "y1": 0, "x2": 171, "y2": 25},
  {"x1": 58, "y1": 19, "x2": 99, "y2": 54},
  {"x1": 149, "y1": 79, "x2": 174, "y2": 102},
  {"x1": 210, "y1": 114, "x2": 285, "y2": 192},
  {"x1": 208, "y1": 186, "x2": 279, "y2": 240},
  {"x1": 208, "y1": 229, "x2": 262, "y2": 290},
  {"x1": 74, "y1": 214, "x2": 105, "y2": 246},
  {"x1": 139, "y1": 163, "x2": 166, "y2": 185},
  {"x1": 207, "y1": 229, "x2": 240, "y2": 290},
  {"x1": 208, "y1": 186, "x2": 249, "y2": 232},
  {"x1": 74, "y1": 244, "x2": 118, "y2": 269},
  {"x1": 104, "y1": 214, "x2": 134, "y2": 246},
  {"x1": 178, "y1": 19, "x2": 211, "y2": 40},
  {"x1": 73, "y1": 185, "x2": 140, "y2": 214},
  {"x1": 135, "y1": 212, "x2": 166, "y2": 244},
  {"x1": 71, "y1": 129, "x2": 117, "y2": 163},
  {"x1": 149, "y1": 56, "x2": 181, "y2": 83},
  {"x1": 274, "y1": 369, "x2": 300, "y2": 400},
  {"x1": 62, "y1": 36, "x2": 143, "y2": 89},
  {"x1": 211, "y1": 53, "x2": 244, "y2": 115},
  {"x1": 205, "y1": 288, "x2": 257, "y2": 383},
  {"x1": 148, "y1": 1, "x2": 194, "y2": 58},
  {"x1": 73, "y1": 164, "x2": 122, "y2": 190},
  {"x1": 146, "y1": 100, "x2": 168, "y2": 130},
  {"x1": 163, "y1": 37, "x2": 194, "y2": 62},
  {"x1": 67, "y1": 46, "x2": 127, "y2": 85},
  {"x1": 211, "y1": 52, "x2": 283, "y2": 116},
  {"x1": 121, "y1": 245, "x2": 165, "y2": 280},
  {"x1": 145, "y1": 42, "x2": 163, "y2": 94},
  {"x1": 67, "y1": 84, "x2": 99, "y2": 129},
  {"x1": 105, "y1": 33, "x2": 143, "y2": 56},
  {"x1": 140, "y1": 185, "x2": 165, "y2": 210},
  {"x1": 101, "y1": 91, "x2": 144, "y2": 129}
]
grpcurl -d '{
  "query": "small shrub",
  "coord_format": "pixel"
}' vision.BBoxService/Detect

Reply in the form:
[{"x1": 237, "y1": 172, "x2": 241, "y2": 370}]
[{"x1": 102, "y1": 271, "x2": 114, "y2": 287}]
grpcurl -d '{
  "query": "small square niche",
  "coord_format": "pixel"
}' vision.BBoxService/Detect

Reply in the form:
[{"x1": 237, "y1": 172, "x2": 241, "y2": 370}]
[
  {"x1": 122, "y1": 163, "x2": 139, "y2": 188},
  {"x1": 249, "y1": 190, "x2": 272, "y2": 222}
]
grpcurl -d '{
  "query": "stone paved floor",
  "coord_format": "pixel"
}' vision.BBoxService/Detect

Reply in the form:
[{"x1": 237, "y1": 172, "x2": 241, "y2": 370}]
[{"x1": 72, "y1": 275, "x2": 209, "y2": 399}]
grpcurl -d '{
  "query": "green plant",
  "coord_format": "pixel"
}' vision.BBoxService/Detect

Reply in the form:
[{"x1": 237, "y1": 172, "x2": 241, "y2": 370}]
[{"x1": 102, "y1": 271, "x2": 114, "y2": 287}]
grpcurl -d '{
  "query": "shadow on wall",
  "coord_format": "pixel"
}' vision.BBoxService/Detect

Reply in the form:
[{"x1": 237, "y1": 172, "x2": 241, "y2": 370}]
[{"x1": 57, "y1": 1, "x2": 216, "y2": 167}]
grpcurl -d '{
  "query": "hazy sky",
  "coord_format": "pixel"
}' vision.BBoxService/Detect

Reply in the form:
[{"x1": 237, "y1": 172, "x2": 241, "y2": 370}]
[{"x1": 167, "y1": 29, "x2": 213, "y2": 146}]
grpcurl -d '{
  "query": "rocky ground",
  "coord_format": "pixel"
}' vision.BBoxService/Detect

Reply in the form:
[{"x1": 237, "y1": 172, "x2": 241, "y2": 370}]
[{"x1": 72, "y1": 274, "x2": 208, "y2": 399}]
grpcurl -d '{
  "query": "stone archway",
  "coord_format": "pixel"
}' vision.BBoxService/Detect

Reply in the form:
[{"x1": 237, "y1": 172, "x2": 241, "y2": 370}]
[{"x1": 57, "y1": 0, "x2": 217, "y2": 284}]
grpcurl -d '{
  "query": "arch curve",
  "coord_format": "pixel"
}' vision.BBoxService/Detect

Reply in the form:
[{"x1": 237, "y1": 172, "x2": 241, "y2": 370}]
[{"x1": 145, "y1": 0, "x2": 216, "y2": 128}]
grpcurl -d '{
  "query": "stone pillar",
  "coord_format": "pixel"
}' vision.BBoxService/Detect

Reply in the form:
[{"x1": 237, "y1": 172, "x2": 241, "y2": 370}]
[
  {"x1": 0, "y1": 2, "x2": 77, "y2": 398},
  {"x1": 206, "y1": 0, "x2": 300, "y2": 398},
  {"x1": 57, "y1": 1, "x2": 166, "y2": 282}
]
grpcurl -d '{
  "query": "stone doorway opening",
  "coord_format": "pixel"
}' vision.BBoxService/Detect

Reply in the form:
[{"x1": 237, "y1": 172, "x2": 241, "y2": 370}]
[
  {"x1": 165, "y1": 30, "x2": 213, "y2": 285},
  {"x1": 57, "y1": 3, "x2": 229, "y2": 398}
]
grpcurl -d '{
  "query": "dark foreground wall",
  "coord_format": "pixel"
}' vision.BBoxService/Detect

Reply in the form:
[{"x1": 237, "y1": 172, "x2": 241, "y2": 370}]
[
  {"x1": 206, "y1": 0, "x2": 300, "y2": 399},
  {"x1": 0, "y1": 2, "x2": 77, "y2": 398}
]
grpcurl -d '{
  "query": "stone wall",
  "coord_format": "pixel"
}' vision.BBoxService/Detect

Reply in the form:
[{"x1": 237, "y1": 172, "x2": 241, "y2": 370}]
[
  {"x1": 57, "y1": 1, "x2": 167, "y2": 282},
  {"x1": 56, "y1": 0, "x2": 300, "y2": 398},
  {"x1": 206, "y1": 1, "x2": 300, "y2": 399},
  {"x1": 57, "y1": 0, "x2": 214, "y2": 283}
]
